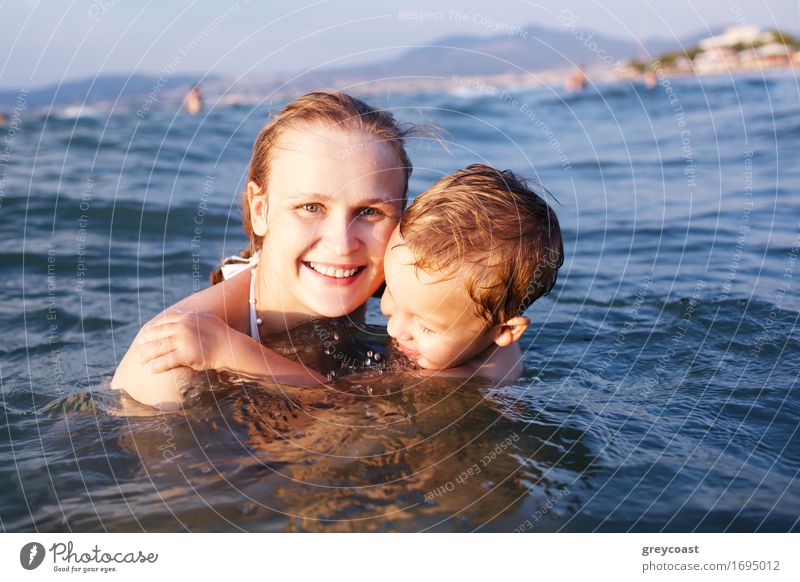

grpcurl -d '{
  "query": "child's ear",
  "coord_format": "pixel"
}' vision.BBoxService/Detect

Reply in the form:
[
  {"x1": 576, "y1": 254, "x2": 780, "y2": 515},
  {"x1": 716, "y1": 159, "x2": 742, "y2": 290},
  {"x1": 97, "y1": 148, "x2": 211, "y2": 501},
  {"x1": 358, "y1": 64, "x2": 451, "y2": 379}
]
[
  {"x1": 247, "y1": 181, "x2": 268, "y2": 237},
  {"x1": 493, "y1": 316, "x2": 530, "y2": 347}
]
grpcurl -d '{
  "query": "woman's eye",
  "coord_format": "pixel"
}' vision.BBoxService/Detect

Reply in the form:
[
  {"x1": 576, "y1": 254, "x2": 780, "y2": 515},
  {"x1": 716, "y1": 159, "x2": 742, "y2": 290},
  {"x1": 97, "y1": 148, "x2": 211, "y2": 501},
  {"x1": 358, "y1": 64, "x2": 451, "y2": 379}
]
[
  {"x1": 358, "y1": 207, "x2": 381, "y2": 217},
  {"x1": 302, "y1": 203, "x2": 321, "y2": 213}
]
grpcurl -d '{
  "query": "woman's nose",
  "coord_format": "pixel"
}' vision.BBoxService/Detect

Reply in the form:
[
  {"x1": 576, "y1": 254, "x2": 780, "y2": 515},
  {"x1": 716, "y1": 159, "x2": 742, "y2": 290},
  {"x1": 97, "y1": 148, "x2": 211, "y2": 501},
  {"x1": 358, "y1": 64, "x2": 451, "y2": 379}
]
[{"x1": 322, "y1": 214, "x2": 360, "y2": 257}]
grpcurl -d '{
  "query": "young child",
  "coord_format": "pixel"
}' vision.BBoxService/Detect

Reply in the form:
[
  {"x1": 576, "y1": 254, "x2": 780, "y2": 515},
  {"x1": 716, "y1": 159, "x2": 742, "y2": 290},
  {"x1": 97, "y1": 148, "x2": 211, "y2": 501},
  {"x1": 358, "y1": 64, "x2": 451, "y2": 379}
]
[
  {"x1": 112, "y1": 92, "x2": 413, "y2": 409},
  {"x1": 380, "y1": 164, "x2": 563, "y2": 380}
]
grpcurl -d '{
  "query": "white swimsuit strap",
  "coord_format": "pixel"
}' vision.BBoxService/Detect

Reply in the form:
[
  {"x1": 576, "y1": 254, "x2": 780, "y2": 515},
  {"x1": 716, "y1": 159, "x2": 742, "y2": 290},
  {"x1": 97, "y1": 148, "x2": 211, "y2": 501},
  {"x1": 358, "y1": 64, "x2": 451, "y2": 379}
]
[
  {"x1": 216, "y1": 251, "x2": 261, "y2": 340},
  {"x1": 220, "y1": 251, "x2": 260, "y2": 280},
  {"x1": 248, "y1": 266, "x2": 260, "y2": 341}
]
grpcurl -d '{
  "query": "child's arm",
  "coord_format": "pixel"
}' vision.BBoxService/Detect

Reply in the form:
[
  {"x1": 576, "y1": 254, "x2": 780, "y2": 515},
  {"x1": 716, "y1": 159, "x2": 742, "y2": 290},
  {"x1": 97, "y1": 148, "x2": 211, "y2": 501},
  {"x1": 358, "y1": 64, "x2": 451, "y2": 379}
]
[{"x1": 112, "y1": 310, "x2": 325, "y2": 409}]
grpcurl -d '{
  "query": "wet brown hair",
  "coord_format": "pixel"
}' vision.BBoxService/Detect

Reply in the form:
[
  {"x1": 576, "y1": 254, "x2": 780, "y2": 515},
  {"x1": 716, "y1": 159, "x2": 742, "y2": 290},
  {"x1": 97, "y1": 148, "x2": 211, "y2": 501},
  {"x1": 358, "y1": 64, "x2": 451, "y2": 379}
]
[
  {"x1": 210, "y1": 91, "x2": 413, "y2": 284},
  {"x1": 398, "y1": 164, "x2": 563, "y2": 326}
]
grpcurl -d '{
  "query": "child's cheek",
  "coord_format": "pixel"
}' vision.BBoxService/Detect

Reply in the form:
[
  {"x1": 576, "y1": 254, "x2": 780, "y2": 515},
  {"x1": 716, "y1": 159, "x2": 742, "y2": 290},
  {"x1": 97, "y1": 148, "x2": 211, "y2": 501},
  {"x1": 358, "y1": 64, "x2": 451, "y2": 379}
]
[
  {"x1": 421, "y1": 341, "x2": 444, "y2": 370},
  {"x1": 377, "y1": 219, "x2": 399, "y2": 245}
]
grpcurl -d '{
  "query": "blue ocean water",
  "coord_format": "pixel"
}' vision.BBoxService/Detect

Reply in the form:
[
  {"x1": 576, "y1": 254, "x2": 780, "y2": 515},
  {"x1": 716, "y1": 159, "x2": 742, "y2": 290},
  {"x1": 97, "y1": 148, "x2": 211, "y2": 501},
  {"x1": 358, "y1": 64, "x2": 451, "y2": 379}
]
[{"x1": 1, "y1": 70, "x2": 798, "y2": 531}]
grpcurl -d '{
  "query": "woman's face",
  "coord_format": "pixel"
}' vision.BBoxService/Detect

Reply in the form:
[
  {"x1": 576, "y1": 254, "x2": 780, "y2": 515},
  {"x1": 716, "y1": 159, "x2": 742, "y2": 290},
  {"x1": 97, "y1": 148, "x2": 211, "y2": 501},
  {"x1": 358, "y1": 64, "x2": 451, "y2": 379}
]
[{"x1": 251, "y1": 122, "x2": 406, "y2": 321}]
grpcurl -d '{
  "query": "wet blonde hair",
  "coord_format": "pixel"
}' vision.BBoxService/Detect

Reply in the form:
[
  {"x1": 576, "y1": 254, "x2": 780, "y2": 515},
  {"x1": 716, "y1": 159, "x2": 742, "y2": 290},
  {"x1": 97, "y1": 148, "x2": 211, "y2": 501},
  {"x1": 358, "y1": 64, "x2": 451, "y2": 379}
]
[
  {"x1": 398, "y1": 164, "x2": 563, "y2": 325},
  {"x1": 211, "y1": 91, "x2": 413, "y2": 284}
]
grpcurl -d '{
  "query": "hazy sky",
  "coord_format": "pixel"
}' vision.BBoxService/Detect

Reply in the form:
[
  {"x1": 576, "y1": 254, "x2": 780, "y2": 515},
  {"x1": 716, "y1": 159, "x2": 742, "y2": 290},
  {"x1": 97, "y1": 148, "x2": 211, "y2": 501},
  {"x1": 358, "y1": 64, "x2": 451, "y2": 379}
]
[{"x1": 1, "y1": 0, "x2": 798, "y2": 89}]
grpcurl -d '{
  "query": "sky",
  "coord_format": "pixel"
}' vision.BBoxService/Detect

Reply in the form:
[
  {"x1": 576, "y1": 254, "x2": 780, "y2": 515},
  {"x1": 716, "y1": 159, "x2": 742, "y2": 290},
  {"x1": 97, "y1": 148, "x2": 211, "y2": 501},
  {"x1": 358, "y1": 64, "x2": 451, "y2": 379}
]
[{"x1": 1, "y1": 0, "x2": 798, "y2": 90}]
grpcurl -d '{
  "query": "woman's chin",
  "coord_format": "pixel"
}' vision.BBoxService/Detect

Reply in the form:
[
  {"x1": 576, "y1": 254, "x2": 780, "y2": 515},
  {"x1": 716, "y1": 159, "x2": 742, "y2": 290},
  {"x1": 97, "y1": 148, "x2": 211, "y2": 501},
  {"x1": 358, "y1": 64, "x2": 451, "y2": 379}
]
[{"x1": 299, "y1": 270, "x2": 378, "y2": 317}]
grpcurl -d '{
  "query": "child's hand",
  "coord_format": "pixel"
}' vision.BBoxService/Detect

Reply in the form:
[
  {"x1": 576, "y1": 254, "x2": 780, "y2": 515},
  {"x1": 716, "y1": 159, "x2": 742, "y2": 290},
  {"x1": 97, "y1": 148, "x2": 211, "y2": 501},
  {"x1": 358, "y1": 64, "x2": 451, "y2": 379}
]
[{"x1": 136, "y1": 310, "x2": 231, "y2": 373}]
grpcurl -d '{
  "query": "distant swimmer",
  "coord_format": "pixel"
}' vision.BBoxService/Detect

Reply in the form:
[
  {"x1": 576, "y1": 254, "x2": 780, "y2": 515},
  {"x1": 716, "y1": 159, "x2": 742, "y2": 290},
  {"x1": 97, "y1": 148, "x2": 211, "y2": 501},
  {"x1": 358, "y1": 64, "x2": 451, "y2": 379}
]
[
  {"x1": 182, "y1": 84, "x2": 203, "y2": 115},
  {"x1": 0, "y1": 113, "x2": 7, "y2": 125},
  {"x1": 565, "y1": 65, "x2": 586, "y2": 93},
  {"x1": 645, "y1": 69, "x2": 657, "y2": 90}
]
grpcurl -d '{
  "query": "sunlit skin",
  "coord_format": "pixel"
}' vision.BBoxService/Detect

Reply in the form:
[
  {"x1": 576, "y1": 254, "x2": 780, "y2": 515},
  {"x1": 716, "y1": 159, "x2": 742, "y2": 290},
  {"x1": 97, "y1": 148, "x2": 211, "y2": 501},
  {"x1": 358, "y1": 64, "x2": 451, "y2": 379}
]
[
  {"x1": 380, "y1": 227, "x2": 530, "y2": 372},
  {"x1": 116, "y1": 127, "x2": 529, "y2": 402},
  {"x1": 249, "y1": 122, "x2": 407, "y2": 330},
  {"x1": 111, "y1": 122, "x2": 407, "y2": 406}
]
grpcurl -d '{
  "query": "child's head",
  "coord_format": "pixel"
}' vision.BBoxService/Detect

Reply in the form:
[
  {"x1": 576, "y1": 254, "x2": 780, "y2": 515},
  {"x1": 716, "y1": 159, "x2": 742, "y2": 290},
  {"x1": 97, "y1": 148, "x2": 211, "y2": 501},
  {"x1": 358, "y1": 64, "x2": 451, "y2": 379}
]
[
  {"x1": 214, "y1": 92, "x2": 414, "y2": 319},
  {"x1": 380, "y1": 164, "x2": 563, "y2": 370}
]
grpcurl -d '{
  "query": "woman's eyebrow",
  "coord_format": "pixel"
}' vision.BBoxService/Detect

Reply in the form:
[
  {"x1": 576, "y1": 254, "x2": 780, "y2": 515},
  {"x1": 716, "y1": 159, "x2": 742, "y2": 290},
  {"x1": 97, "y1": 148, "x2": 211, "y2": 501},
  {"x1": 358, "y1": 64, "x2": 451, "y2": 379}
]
[
  {"x1": 287, "y1": 193, "x2": 398, "y2": 206},
  {"x1": 360, "y1": 197, "x2": 400, "y2": 207}
]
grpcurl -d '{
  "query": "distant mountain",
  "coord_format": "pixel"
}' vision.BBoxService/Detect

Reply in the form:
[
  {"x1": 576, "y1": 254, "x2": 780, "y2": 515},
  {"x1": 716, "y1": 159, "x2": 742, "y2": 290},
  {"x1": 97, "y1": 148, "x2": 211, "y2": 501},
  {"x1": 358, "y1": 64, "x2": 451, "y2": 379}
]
[
  {"x1": 670, "y1": 25, "x2": 729, "y2": 51},
  {"x1": 0, "y1": 24, "x2": 731, "y2": 109},
  {"x1": 325, "y1": 23, "x2": 687, "y2": 78}
]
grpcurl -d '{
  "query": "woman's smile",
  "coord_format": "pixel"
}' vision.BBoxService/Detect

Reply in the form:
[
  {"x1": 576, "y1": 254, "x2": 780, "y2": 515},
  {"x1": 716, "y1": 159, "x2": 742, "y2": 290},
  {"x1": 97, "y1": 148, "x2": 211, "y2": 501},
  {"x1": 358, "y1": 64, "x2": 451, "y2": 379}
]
[{"x1": 302, "y1": 261, "x2": 366, "y2": 286}]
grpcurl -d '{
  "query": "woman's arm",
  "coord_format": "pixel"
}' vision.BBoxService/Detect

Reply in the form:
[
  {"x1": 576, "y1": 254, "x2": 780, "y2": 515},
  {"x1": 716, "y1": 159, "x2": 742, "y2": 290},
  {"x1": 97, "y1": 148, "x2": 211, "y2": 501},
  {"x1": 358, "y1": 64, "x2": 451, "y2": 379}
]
[
  {"x1": 135, "y1": 309, "x2": 327, "y2": 382},
  {"x1": 111, "y1": 333, "x2": 198, "y2": 411},
  {"x1": 214, "y1": 326, "x2": 328, "y2": 384},
  {"x1": 112, "y1": 309, "x2": 326, "y2": 410},
  {"x1": 112, "y1": 271, "x2": 324, "y2": 409},
  {"x1": 111, "y1": 275, "x2": 244, "y2": 410}
]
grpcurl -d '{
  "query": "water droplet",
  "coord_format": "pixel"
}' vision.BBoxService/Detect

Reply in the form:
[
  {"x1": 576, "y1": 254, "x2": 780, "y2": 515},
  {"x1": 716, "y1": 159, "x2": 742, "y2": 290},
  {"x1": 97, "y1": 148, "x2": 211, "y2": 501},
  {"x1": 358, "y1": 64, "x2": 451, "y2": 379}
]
[
  {"x1": 367, "y1": 350, "x2": 373, "y2": 357},
  {"x1": 324, "y1": 345, "x2": 334, "y2": 355},
  {"x1": 373, "y1": 353, "x2": 381, "y2": 362},
  {"x1": 333, "y1": 333, "x2": 339, "y2": 341}
]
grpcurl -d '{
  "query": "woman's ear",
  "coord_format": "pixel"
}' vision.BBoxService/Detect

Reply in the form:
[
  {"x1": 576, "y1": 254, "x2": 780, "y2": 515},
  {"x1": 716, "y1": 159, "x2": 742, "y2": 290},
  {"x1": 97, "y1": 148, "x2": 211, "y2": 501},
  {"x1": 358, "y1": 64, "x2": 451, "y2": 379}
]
[
  {"x1": 493, "y1": 316, "x2": 530, "y2": 347},
  {"x1": 247, "y1": 181, "x2": 268, "y2": 237}
]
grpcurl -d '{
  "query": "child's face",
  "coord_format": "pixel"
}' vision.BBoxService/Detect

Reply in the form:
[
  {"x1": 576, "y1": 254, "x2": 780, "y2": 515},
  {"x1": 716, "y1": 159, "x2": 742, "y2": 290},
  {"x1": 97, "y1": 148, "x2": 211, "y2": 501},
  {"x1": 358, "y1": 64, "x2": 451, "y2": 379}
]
[
  {"x1": 380, "y1": 228, "x2": 501, "y2": 370},
  {"x1": 251, "y1": 122, "x2": 406, "y2": 319}
]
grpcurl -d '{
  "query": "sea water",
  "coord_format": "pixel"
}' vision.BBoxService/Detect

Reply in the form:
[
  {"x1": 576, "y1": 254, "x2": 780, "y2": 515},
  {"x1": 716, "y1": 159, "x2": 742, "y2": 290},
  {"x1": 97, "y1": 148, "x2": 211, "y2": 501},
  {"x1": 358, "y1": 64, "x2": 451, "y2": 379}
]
[{"x1": 1, "y1": 69, "x2": 798, "y2": 531}]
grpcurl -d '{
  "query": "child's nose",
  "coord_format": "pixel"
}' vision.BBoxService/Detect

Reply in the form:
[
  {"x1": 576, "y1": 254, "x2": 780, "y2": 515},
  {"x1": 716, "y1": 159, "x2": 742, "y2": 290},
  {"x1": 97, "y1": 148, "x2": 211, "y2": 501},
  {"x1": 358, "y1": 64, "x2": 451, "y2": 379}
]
[
  {"x1": 386, "y1": 313, "x2": 412, "y2": 341},
  {"x1": 380, "y1": 293, "x2": 391, "y2": 317}
]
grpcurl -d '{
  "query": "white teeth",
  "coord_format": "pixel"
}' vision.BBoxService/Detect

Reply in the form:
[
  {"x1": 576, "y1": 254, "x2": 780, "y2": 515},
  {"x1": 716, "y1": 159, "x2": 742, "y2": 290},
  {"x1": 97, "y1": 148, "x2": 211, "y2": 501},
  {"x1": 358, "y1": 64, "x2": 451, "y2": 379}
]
[{"x1": 308, "y1": 262, "x2": 359, "y2": 278}]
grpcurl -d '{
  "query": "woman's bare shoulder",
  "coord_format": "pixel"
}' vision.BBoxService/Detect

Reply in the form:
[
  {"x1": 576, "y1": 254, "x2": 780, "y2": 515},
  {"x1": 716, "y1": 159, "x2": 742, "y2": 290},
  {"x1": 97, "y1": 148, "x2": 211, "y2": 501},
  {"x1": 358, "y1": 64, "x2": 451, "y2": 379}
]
[{"x1": 172, "y1": 270, "x2": 250, "y2": 332}]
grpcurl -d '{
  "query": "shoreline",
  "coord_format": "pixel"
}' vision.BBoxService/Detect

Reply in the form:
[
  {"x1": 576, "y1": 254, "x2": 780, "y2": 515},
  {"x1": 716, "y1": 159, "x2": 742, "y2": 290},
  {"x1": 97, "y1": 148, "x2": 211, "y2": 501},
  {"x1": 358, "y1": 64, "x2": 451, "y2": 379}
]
[{"x1": 7, "y1": 63, "x2": 798, "y2": 117}]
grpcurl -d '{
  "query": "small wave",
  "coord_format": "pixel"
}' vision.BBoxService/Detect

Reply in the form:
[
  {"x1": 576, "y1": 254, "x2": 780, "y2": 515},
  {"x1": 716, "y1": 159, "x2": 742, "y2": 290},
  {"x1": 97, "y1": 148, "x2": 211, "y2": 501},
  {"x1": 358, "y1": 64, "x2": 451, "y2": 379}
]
[
  {"x1": 58, "y1": 134, "x2": 121, "y2": 151},
  {"x1": 46, "y1": 105, "x2": 109, "y2": 120},
  {"x1": 38, "y1": 389, "x2": 120, "y2": 418}
]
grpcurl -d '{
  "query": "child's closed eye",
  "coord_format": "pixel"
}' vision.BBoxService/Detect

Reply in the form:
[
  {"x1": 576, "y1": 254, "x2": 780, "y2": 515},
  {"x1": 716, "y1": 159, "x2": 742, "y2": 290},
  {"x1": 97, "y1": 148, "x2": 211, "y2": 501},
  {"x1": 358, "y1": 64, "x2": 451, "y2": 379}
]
[{"x1": 419, "y1": 323, "x2": 436, "y2": 335}]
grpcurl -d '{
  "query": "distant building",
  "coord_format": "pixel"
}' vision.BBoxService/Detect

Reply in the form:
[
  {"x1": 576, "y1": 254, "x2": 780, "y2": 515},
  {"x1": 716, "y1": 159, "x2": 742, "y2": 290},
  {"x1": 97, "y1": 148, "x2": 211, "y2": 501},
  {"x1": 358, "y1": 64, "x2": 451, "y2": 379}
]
[
  {"x1": 692, "y1": 26, "x2": 794, "y2": 73},
  {"x1": 693, "y1": 47, "x2": 739, "y2": 73},
  {"x1": 699, "y1": 25, "x2": 773, "y2": 51},
  {"x1": 623, "y1": 24, "x2": 797, "y2": 79}
]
